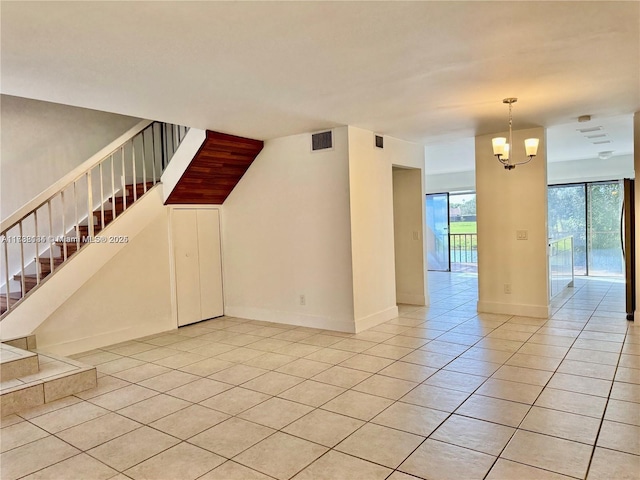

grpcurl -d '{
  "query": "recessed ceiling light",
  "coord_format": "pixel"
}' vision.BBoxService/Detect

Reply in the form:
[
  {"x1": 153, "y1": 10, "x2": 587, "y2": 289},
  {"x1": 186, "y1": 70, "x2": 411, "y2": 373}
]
[
  {"x1": 578, "y1": 115, "x2": 592, "y2": 123},
  {"x1": 586, "y1": 133, "x2": 607, "y2": 139},
  {"x1": 598, "y1": 151, "x2": 614, "y2": 160},
  {"x1": 592, "y1": 140, "x2": 611, "y2": 144},
  {"x1": 577, "y1": 126, "x2": 603, "y2": 133}
]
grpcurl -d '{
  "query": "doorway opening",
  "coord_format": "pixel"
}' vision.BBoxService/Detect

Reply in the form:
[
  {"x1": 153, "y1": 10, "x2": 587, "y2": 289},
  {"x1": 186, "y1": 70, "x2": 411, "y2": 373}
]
[
  {"x1": 392, "y1": 167, "x2": 427, "y2": 307},
  {"x1": 426, "y1": 191, "x2": 477, "y2": 273}
]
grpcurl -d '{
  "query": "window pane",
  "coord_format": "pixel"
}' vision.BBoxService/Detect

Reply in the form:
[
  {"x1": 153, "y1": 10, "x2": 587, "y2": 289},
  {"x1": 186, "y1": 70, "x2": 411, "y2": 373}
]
[
  {"x1": 548, "y1": 184, "x2": 587, "y2": 275},
  {"x1": 426, "y1": 193, "x2": 449, "y2": 271},
  {"x1": 588, "y1": 182, "x2": 624, "y2": 276}
]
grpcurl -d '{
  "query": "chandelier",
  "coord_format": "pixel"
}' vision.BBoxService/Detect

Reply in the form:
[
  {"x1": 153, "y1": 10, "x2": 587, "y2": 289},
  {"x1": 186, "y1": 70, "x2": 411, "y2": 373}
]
[{"x1": 492, "y1": 98, "x2": 539, "y2": 170}]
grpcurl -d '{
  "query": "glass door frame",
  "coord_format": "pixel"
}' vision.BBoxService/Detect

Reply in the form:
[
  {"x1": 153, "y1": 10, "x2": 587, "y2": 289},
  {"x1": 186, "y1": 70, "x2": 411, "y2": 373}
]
[{"x1": 425, "y1": 192, "x2": 451, "y2": 272}]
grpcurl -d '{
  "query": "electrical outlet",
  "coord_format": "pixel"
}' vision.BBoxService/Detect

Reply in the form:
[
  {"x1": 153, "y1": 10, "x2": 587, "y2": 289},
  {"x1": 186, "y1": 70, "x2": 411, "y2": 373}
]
[
  {"x1": 504, "y1": 283, "x2": 512, "y2": 294},
  {"x1": 412, "y1": 231, "x2": 420, "y2": 241},
  {"x1": 516, "y1": 230, "x2": 528, "y2": 240},
  {"x1": 299, "y1": 294, "x2": 306, "y2": 306}
]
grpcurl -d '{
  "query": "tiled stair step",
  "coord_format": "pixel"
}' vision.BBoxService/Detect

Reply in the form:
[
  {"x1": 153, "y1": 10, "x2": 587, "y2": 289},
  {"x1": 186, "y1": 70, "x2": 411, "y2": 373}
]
[
  {"x1": 0, "y1": 343, "x2": 39, "y2": 381},
  {"x1": 2, "y1": 335, "x2": 37, "y2": 351},
  {"x1": 0, "y1": 346, "x2": 97, "y2": 417}
]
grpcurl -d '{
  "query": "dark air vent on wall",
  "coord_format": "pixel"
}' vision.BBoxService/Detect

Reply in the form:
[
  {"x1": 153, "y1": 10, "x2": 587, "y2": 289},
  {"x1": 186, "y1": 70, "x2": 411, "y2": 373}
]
[
  {"x1": 311, "y1": 131, "x2": 333, "y2": 151},
  {"x1": 375, "y1": 135, "x2": 384, "y2": 149}
]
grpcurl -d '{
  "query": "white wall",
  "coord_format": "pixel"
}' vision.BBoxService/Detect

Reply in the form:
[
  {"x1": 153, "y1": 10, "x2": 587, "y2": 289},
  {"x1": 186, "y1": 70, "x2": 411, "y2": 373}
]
[
  {"x1": 32, "y1": 189, "x2": 173, "y2": 355},
  {"x1": 222, "y1": 127, "x2": 356, "y2": 331},
  {"x1": 426, "y1": 170, "x2": 476, "y2": 193},
  {"x1": 1, "y1": 95, "x2": 140, "y2": 219},
  {"x1": 475, "y1": 127, "x2": 550, "y2": 318},
  {"x1": 548, "y1": 154, "x2": 634, "y2": 184},
  {"x1": 393, "y1": 167, "x2": 427, "y2": 305},
  {"x1": 348, "y1": 127, "x2": 425, "y2": 330}
]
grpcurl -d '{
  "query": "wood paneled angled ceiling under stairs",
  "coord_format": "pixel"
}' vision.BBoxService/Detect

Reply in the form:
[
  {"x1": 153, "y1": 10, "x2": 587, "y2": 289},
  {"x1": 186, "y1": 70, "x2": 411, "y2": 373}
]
[{"x1": 165, "y1": 130, "x2": 264, "y2": 205}]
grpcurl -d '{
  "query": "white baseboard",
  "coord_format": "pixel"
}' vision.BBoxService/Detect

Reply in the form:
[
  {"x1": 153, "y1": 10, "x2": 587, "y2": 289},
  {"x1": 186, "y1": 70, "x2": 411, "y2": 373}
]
[
  {"x1": 354, "y1": 306, "x2": 399, "y2": 333},
  {"x1": 477, "y1": 300, "x2": 551, "y2": 319},
  {"x1": 224, "y1": 306, "x2": 356, "y2": 333},
  {"x1": 37, "y1": 321, "x2": 173, "y2": 357},
  {"x1": 396, "y1": 293, "x2": 426, "y2": 306}
]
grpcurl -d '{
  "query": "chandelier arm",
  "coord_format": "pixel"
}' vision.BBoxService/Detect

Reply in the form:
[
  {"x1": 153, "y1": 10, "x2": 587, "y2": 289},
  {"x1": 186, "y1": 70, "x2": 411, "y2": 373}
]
[{"x1": 511, "y1": 156, "x2": 535, "y2": 167}]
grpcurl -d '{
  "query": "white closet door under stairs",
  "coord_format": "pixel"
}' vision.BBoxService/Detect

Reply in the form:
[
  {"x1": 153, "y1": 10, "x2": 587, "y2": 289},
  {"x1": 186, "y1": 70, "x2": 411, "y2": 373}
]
[{"x1": 172, "y1": 208, "x2": 224, "y2": 327}]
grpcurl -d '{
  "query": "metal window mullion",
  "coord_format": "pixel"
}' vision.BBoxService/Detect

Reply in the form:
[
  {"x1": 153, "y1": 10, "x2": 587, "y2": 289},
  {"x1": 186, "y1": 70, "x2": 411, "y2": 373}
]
[
  {"x1": 584, "y1": 183, "x2": 589, "y2": 276},
  {"x1": 446, "y1": 192, "x2": 451, "y2": 272}
]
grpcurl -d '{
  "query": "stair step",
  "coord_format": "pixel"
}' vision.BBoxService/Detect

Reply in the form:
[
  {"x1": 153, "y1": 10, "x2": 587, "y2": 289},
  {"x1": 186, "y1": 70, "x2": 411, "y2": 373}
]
[
  {"x1": 37, "y1": 256, "x2": 64, "y2": 266},
  {"x1": 0, "y1": 343, "x2": 39, "y2": 381},
  {"x1": 110, "y1": 182, "x2": 156, "y2": 204},
  {"x1": 0, "y1": 293, "x2": 22, "y2": 315},
  {"x1": 38, "y1": 258, "x2": 64, "y2": 275},
  {"x1": 77, "y1": 224, "x2": 104, "y2": 236},
  {"x1": 0, "y1": 343, "x2": 97, "y2": 416},
  {"x1": 13, "y1": 273, "x2": 49, "y2": 294},
  {"x1": 92, "y1": 209, "x2": 119, "y2": 225},
  {"x1": 0, "y1": 182, "x2": 157, "y2": 314}
]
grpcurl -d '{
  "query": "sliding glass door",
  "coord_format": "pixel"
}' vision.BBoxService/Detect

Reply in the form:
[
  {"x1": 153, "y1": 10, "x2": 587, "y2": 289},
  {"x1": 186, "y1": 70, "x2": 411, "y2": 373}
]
[
  {"x1": 588, "y1": 181, "x2": 624, "y2": 276},
  {"x1": 548, "y1": 180, "x2": 624, "y2": 277},
  {"x1": 426, "y1": 193, "x2": 449, "y2": 271}
]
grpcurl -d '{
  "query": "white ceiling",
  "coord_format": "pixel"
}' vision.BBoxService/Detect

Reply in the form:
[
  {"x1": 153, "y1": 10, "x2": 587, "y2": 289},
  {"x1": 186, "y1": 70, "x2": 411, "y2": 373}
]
[
  {"x1": 1, "y1": 1, "x2": 638, "y2": 170},
  {"x1": 425, "y1": 114, "x2": 635, "y2": 174}
]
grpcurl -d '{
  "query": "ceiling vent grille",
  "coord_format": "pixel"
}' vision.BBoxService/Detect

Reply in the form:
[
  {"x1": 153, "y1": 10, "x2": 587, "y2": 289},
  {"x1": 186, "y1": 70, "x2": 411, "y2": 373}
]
[
  {"x1": 375, "y1": 135, "x2": 384, "y2": 149},
  {"x1": 311, "y1": 131, "x2": 333, "y2": 151},
  {"x1": 577, "y1": 126, "x2": 603, "y2": 133}
]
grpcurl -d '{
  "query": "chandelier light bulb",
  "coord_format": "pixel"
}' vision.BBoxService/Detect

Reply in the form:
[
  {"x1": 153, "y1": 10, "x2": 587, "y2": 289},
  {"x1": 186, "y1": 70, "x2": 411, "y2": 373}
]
[
  {"x1": 492, "y1": 137, "x2": 506, "y2": 156},
  {"x1": 525, "y1": 138, "x2": 539, "y2": 157}
]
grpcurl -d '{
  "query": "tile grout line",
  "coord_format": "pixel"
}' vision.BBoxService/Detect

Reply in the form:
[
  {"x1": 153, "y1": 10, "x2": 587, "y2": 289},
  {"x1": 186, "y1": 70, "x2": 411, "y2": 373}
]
[{"x1": 583, "y1": 281, "x2": 631, "y2": 478}]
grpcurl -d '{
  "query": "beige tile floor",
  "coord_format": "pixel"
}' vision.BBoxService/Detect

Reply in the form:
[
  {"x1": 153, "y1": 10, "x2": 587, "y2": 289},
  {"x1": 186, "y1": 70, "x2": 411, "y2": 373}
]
[{"x1": 1, "y1": 272, "x2": 639, "y2": 480}]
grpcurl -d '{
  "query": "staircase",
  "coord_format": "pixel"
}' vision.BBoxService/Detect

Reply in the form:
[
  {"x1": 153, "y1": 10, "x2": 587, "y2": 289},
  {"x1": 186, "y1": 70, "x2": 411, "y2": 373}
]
[
  {"x1": 1, "y1": 121, "x2": 188, "y2": 317},
  {"x1": 8, "y1": 181, "x2": 154, "y2": 305},
  {"x1": 0, "y1": 335, "x2": 97, "y2": 416}
]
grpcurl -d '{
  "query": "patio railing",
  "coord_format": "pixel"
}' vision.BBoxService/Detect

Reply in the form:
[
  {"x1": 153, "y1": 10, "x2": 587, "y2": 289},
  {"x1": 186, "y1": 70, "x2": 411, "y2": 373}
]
[
  {"x1": 450, "y1": 233, "x2": 478, "y2": 272},
  {"x1": 549, "y1": 235, "x2": 574, "y2": 298}
]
